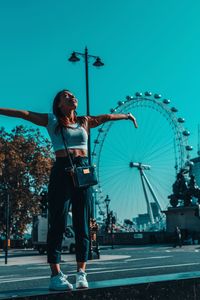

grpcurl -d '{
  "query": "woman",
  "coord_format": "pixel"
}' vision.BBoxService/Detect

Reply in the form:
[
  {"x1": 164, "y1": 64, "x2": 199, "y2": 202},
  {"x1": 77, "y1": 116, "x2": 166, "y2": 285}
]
[{"x1": 0, "y1": 89, "x2": 138, "y2": 290}]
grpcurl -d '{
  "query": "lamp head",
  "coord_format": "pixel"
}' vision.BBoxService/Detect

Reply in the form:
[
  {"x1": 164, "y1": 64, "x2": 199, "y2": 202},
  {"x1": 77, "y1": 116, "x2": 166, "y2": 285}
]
[
  {"x1": 105, "y1": 195, "x2": 110, "y2": 206},
  {"x1": 68, "y1": 52, "x2": 80, "y2": 62},
  {"x1": 93, "y1": 57, "x2": 104, "y2": 67}
]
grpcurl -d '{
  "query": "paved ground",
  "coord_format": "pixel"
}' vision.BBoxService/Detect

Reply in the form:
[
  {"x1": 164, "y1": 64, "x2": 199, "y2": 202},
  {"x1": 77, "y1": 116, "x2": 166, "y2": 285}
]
[{"x1": 1, "y1": 244, "x2": 200, "y2": 298}]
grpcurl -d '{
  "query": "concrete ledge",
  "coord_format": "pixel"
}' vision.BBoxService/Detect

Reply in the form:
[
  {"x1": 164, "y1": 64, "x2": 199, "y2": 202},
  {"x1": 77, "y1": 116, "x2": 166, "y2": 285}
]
[{"x1": 1, "y1": 271, "x2": 200, "y2": 300}]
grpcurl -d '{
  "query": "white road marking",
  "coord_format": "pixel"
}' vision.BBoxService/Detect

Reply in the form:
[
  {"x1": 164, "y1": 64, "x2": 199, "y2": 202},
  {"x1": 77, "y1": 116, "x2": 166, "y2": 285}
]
[
  {"x1": 90, "y1": 262, "x2": 200, "y2": 274},
  {"x1": 1, "y1": 262, "x2": 199, "y2": 284},
  {"x1": 0, "y1": 255, "x2": 131, "y2": 266},
  {"x1": 125, "y1": 256, "x2": 172, "y2": 262},
  {"x1": 26, "y1": 266, "x2": 107, "y2": 271},
  {"x1": 0, "y1": 276, "x2": 49, "y2": 284},
  {"x1": 0, "y1": 275, "x2": 18, "y2": 278},
  {"x1": 166, "y1": 248, "x2": 200, "y2": 253},
  {"x1": 26, "y1": 266, "x2": 50, "y2": 270}
]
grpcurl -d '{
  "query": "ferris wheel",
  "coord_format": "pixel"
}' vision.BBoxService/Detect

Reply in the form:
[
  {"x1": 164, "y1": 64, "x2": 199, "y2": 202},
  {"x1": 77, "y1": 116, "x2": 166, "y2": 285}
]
[{"x1": 91, "y1": 92, "x2": 193, "y2": 225}]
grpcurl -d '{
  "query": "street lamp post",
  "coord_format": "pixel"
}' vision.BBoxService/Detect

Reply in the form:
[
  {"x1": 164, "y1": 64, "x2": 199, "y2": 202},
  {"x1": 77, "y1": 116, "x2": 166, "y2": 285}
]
[
  {"x1": 68, "y1": 47, "x2": 104, "y2": 260},
  {"x1": 4, "y1": 191, "x2": 10, "y2": 264},
  {"x1": 92, "y1": 189, "x2": 98, "y2": 219},
  {"x1": 1, "y1": 153, "x2": 11, "y2": 265},
  {"x1": 110, "y1": 210, "x2": 114, "y2": 249},
  {"x1": 68, "y1": 47, "x2": 104, "y2": 164},
  {"x1": 104, "y1": 195, "x2": 114, "y2": 248},
  {"x1": 104, "y1": 195, "x2": 111, "y2": 232}
]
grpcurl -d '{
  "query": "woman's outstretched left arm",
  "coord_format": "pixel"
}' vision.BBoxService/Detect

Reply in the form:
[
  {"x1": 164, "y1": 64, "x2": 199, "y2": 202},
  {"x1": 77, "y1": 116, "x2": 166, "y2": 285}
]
[{"x1": 87, "y1": 113, "x2": 138, "y2": 129}]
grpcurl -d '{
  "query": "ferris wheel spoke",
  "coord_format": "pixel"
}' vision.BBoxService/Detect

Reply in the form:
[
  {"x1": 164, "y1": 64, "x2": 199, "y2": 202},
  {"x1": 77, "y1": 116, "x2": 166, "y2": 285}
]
[
  {"x1": 143, "y1": 139, "x2": 175, "y2": 163},
  {"x1": 101, "y1": 139, "x2": 132, "y2": 163},
  {"x1": 103, "y1": 147, "x2": 130, "y2": 163},
  {"x1": 137, "y1": 108, "x2": 160, "y2": 145},
  {"x1": 98, "y1": 159, "x2": 125, "y2": 172},
  {"x1": 130, "y1": 111, "x2": 155, "y2": 157},
  {"x1": 100, "y1": 168, "x2": 131, "y2": 183},
  {"x1": 145, "y1": 149, "x2": 173, "y2": 165},
  {"x1": 138, "y1": 113, "x2": 172, "y2": 156},
  {"x1": 101, "y1": 176, "x2": 129, "y2": 204},
  {"x1": 147, "y1": 172, "x2": 174, "y2": 196},
  {"x1": 106, "y1": 124, "x2": 137, "y2": 158},
  {"x1": 142, "y1": 132, "x2": 172, "y2": 161},
  {"x1": 135, "y1": 132, "x2": 171, "y2": 163},
  {"x1": 106, "y1": 173, "x2": 139, "y2": 215}
]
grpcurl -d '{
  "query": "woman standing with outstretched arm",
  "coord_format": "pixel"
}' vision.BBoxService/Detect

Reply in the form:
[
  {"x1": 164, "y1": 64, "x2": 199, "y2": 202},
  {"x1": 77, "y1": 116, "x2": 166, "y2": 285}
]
[{"x1": 0, "y1": 89, "x2": 138, "y2": 290}]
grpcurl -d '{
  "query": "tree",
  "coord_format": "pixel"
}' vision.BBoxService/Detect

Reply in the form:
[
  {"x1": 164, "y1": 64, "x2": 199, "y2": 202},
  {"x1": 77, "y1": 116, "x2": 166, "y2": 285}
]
[{"x1": 0, "y1": 125, "x2": 54, "y2": 236}]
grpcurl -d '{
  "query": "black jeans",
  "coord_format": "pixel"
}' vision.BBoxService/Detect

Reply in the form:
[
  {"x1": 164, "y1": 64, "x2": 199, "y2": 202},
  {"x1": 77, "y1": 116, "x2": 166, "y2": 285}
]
[{"x1": 47, "y1": 156, "x2": 91, "y2": 264}]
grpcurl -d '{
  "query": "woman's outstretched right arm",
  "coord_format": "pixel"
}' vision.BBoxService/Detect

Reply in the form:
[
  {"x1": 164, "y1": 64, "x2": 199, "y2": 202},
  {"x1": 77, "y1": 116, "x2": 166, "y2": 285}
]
[{"x1": 0, "y1": 108, "x2": 48, "y2": 127}]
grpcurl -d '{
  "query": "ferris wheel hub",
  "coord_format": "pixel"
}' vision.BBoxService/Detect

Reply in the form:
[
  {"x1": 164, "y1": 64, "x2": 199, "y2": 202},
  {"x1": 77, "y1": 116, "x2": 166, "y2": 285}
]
[{"x1": 129, "y1": 162, "x2": 151, "y2": 170}]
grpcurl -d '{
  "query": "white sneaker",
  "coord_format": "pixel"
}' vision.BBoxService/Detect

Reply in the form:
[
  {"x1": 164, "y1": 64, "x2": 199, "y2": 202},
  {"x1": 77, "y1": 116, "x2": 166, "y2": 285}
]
[
  {"x1": 59, "y1": 271, "x2": 68, "y2": 280},
  {"x1": 49, "y1": 272, "x2": 73, "y2": 291},
  {"x1": 76, "y1": 269, "x2": 88, "y2": 289}
]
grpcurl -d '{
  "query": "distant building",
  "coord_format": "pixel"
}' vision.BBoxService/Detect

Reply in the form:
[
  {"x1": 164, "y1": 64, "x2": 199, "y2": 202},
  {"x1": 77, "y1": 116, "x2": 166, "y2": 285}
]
[
  {"x1": 135, "y1": 213, "x2": 150, "y2": 228},
  {"x1": 150, "y1": 202, "x2": 160, "y2": 219}
]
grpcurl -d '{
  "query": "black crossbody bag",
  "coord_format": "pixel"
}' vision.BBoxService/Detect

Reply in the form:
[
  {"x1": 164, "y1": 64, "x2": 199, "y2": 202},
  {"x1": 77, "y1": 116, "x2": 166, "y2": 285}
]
[{"x1": 61, "y1": 128, "x2": 98, "y2": 189}]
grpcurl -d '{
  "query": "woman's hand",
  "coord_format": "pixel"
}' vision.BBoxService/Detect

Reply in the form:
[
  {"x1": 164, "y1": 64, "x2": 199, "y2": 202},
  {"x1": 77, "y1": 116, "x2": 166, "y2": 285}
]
[
  {"x1": 127, "y1": 113, "x2": 138, "y2": 128},
  {"x1": 87, "y1": 113, "x2": 138, "y2": 129}
]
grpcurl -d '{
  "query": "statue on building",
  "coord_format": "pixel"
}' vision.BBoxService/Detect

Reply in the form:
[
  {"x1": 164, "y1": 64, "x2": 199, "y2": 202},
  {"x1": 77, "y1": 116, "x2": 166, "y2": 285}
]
[
  {"x1": 188, "y1": 175, "x2": 200, "y2": 201},
  {"x1": 168, "y1": 170, "x2": 200, "y2": 207}
]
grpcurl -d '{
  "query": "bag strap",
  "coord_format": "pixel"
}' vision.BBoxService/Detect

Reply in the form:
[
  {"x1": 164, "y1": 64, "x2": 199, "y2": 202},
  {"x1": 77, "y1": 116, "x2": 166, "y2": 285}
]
[{"x1": 60, "y1": 128, "x2": 75, "y2": 170}]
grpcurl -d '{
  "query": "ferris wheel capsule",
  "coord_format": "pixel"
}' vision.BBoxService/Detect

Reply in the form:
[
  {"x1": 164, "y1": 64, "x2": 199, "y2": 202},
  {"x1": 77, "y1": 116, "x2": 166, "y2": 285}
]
[
  {"x1": 186, "y1": 145, "x2": 193, "y2": 151},
  {"x1": 135, "y1": 92, "x2": 142, "y2": 97},
  {"x1": 183, "y1": 130, "x2": 190, "y2": 136},
  {"x1": 110, "y1": 108, "x2": 117, "y2": 113},
  {"x1": 145, "y1": 91, "x2": 152, "y2": 97},
  {"x1": 178, "y1": 118, "x2": 185, "y2": 123},
  {"x1": 171, "y1": 107, "x2": 178, "y2": 112},
  {"x1": 118, "y1": 101, "x2": 124, "y2": 106},
  {"x1": 126, "y1": 96, "x2": 134, "y2": 101},
  {"x1": 163, "y1": 99, "x2": 171, "y2": 104},
  {"x1": 154, "y1": 94, "x2": 162, "y2": 99}
]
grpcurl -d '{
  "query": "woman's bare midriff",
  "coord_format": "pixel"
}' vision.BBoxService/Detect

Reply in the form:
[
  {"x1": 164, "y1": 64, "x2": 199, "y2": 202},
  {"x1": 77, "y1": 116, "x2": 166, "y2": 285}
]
[{"x1": 55, "y1": 149, "x2": 87, "y2": 158}]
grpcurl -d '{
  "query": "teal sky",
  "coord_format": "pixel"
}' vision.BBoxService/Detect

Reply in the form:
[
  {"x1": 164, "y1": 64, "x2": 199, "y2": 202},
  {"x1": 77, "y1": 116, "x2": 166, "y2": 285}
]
[{"x1": 0, "y1": 0, "x2": 200, "y2": 220}]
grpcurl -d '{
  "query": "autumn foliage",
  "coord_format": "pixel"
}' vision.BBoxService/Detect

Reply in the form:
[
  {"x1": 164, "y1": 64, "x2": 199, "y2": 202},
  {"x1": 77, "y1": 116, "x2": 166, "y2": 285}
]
[{"x1": 0, "y1": 125, "x2": 54, "y2": 236}]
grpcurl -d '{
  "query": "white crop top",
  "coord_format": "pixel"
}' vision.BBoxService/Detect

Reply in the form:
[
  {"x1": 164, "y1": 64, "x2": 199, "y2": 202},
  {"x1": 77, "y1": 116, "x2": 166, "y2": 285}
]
[{"x1": 46, "y1": 113, "x2": 88, "y2": 152}]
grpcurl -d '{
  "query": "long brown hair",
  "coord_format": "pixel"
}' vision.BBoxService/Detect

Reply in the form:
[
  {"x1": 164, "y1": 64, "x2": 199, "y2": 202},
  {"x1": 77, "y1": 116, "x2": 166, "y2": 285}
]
[{"x1": 52, "y1": 90, "x2": 87, "y2": 134}]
